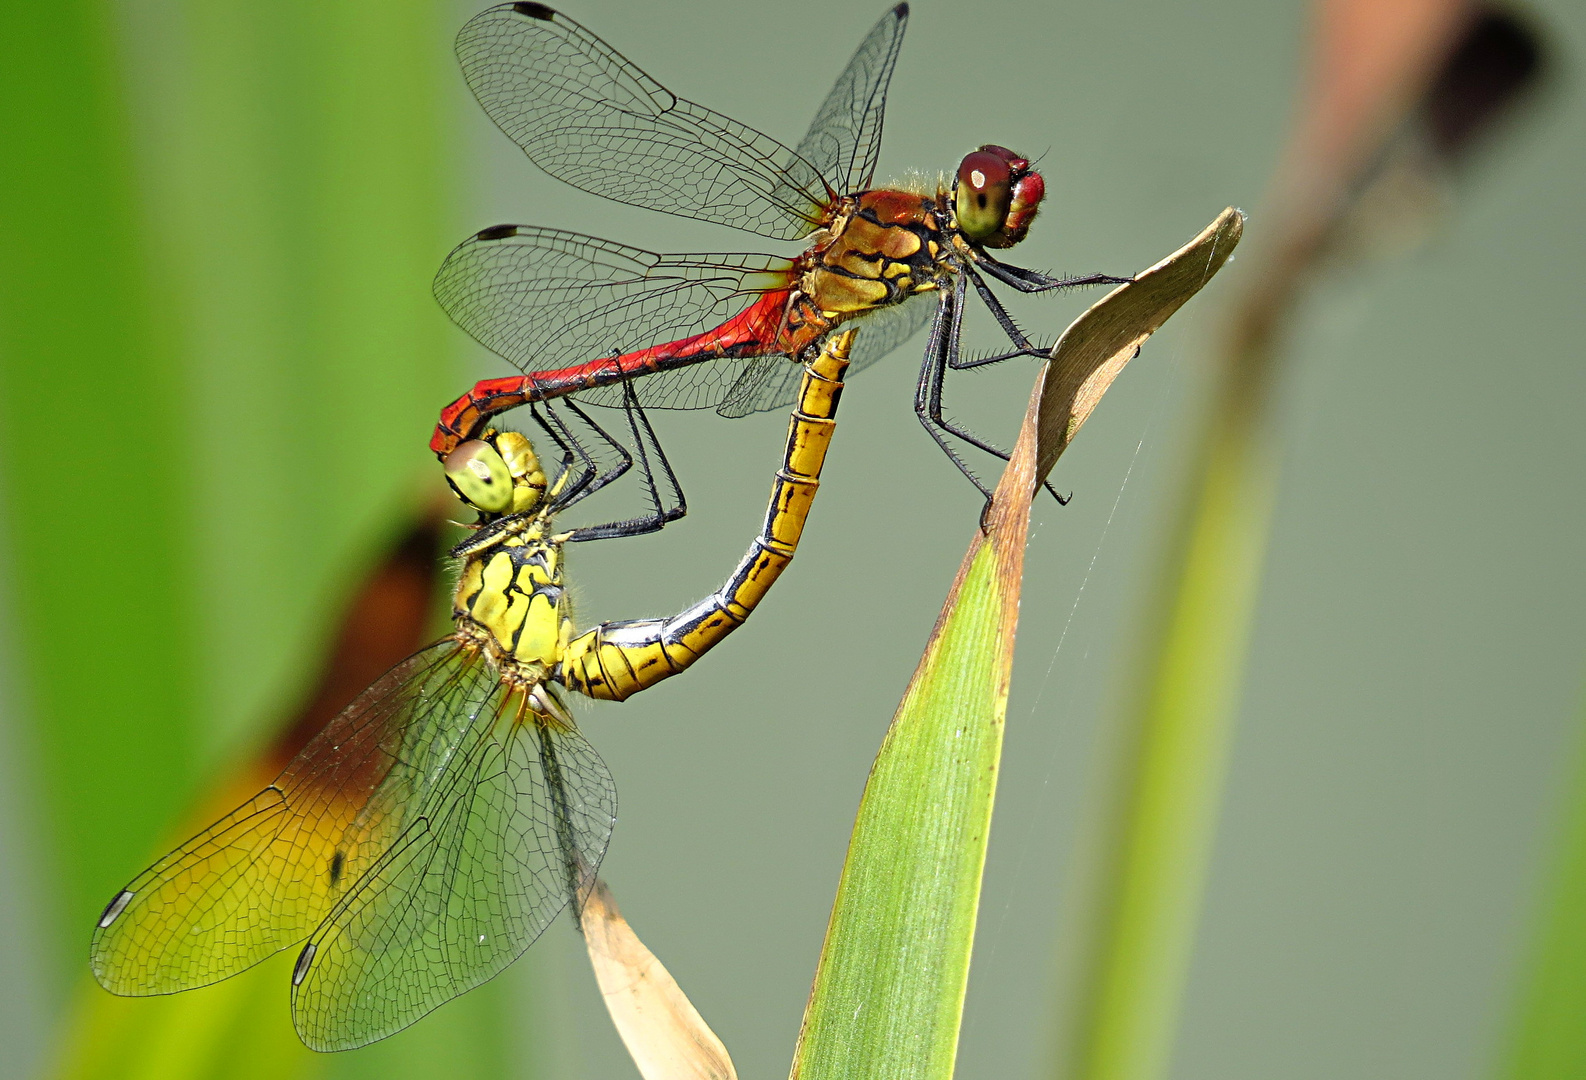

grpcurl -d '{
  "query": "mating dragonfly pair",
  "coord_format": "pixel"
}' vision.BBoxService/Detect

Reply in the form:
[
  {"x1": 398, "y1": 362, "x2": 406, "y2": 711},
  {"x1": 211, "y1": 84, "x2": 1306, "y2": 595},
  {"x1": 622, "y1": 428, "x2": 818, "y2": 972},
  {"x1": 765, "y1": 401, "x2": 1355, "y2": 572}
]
[{"x1": 91, "y1": 1, "x2": 1127, "y2": 1051}]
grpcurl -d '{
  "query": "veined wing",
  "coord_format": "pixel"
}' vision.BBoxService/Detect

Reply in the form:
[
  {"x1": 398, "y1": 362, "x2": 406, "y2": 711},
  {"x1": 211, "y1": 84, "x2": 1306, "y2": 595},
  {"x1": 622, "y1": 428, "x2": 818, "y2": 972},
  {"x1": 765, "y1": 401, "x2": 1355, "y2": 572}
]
[
  {"x1": 90, "y1": 641, "x2": 492, "y2": 997},
  {"x1": 457, "y1": 3, "x2": 830, "y2": 240},
  {"x1": 844, "y1": 288, "x2": 936, "y2": 381},
  {"x1": 779, "y1": 4, "x2": 909, "y2": 212},
  {"x1": 291, "y1": 671, "x2": 614, "y2": 1051},
  {"x1": 434, "y1": 225, "x2": 793, "y2": 379},
  {"x1": 716, "y1": 290, "x2": 935, "y2": 419}
]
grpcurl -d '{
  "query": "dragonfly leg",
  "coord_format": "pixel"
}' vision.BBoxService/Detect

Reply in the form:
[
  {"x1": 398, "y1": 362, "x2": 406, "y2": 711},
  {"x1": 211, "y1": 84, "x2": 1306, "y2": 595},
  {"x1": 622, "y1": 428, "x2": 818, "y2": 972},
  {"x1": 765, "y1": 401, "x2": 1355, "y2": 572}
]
[
  {"x1": 914, "y1": 277, "x2": 996, "y2": 507},
  {"x1": 565, "y1": 382, "x2": 686, "y2": 542},
  {"x1": 916, "y1": 274, "x2": 1071, "y2": 517},
  {"x1": 958, "y1": 264, "x2": 1051, "y2": 368},
  {"x1": 529, "y1": 403, "x2": 604, "y2": 508},
  {"x1": 545, "y1": 399, "x2": 633, "y2": 512},
  {"x1": 975, "y1": 255, "x2": 1132, "y2": 294}
]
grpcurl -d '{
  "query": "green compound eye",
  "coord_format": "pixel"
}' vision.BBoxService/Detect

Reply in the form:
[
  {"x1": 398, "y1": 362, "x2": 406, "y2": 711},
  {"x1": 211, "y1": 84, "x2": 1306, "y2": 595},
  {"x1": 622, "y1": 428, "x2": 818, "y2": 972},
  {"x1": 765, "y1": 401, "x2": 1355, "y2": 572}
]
[{"x1": 444, "y1": 440, "x2": 514, "y2": 513}]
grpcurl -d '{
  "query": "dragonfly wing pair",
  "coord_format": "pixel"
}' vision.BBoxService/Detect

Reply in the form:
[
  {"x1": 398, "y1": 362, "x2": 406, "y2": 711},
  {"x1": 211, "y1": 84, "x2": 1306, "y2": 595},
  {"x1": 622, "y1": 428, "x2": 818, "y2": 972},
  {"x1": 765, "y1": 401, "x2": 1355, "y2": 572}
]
[
  {"x1": 457, "y1": 1, "x2": 908, "y2": 240},
  {"x1": 91, "y1": 641, "x2": 615, "y2": 1052},
  {"x1": 440, "y1": 1, "x2": 917, "y2": 422},
  {"x1": 434, "y1": 224, "x2": 933, "y2": 415}
]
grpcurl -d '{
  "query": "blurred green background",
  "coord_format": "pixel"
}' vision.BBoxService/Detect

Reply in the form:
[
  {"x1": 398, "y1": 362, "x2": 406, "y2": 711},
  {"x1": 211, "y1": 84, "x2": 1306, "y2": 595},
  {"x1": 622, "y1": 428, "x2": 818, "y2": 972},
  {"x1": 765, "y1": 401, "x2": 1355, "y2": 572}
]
[{"x1": 2, "y1": 0, "x2": 1583, "y2": 1078}]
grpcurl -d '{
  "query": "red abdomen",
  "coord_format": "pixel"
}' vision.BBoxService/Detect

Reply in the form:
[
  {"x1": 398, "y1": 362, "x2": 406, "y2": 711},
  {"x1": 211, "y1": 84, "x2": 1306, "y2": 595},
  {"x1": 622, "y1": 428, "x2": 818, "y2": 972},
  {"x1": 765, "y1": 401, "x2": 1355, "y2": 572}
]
[{"x1": 431, "y1": 289, "x2": 821, "y2": 456}]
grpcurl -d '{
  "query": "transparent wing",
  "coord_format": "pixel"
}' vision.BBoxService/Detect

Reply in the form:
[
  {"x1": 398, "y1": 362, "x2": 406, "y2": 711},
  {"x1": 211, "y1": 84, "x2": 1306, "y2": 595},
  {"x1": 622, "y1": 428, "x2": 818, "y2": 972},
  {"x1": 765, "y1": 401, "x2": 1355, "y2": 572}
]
[
  {"x1": 716, "y1": 291, "x2": 936, "y2": 418},
  {"x1": 434, "y1": 225, "x2": 793, "y2": 383},
  {"x1": 779, "y1": 3, "x2": 909, "y2": 208},
  {"x1": 712, "y1": 353, "x2": 806, "y2": 420},
  {"x1": 844, "y1": 288, "x2": 937, "y2": 381},
  {"x1": 456, "y1": 3, "x2": 830, "y2": 240},
  {"x1": 573, "y1": 347, "x2": 790, "y2": 413},
  {"x1": 290, "y1": 669, "x2": 615, "y2": 1051},
  {"x1": 89, "y1": 641, "x2": 486, "y2": 997}
]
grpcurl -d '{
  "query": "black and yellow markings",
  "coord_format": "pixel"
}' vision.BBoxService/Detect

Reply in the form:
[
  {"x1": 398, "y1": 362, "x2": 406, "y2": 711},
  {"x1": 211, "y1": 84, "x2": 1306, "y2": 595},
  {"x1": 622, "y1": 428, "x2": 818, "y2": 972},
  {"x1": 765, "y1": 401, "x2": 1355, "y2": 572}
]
[
  {"x1": 446, "y1": 329, "x2": 852, "y2": 702},
  {"x1": 560, "y1": 330, "x2": 854, "y2": 702},
  {"x1": 454, "y1": 531, "x2": 571, "y2": 666},
  {"x1": 804, "y1": 197, "x2": 946, "y2": 316}
]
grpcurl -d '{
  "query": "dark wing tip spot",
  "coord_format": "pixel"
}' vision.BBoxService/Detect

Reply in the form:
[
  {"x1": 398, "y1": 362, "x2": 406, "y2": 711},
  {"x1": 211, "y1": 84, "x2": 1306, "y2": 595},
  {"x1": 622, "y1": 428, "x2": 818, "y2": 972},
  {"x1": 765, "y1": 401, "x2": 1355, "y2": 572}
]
[
  {"x1": 97, "y1": 889, "x2": 133, "y2": 928},
  {"x1": 893, "y1": 2, "x2": 909, "y2": 18},
  {"x1": 511, "y1": 2, "x2": 556, "y2": 19},
  {"x1": 475, "y1": 224, "x2": 520, "y2": 242},
  {"x1": 292, "y1": 942, "x2": 317, "y2": 986}
]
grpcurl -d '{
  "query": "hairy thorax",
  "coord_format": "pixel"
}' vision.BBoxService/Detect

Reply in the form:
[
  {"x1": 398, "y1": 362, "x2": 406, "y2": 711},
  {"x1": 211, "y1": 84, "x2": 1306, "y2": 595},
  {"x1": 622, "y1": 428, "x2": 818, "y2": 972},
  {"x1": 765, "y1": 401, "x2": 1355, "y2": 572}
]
[{"x1": 782, "y1": 189, "x2": 950, "y2": 356}]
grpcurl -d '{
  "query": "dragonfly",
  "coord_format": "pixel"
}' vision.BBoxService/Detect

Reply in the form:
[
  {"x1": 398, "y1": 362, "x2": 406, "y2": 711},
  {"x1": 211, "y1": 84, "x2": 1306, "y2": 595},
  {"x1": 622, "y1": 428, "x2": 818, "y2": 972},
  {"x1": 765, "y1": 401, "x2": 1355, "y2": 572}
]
[
  {"x1": 431, "y1": 1, "x2": 1130, "y2": 509},
  {"x1": 90, "y1": 331, "x2": 858, "y2": 1052}
]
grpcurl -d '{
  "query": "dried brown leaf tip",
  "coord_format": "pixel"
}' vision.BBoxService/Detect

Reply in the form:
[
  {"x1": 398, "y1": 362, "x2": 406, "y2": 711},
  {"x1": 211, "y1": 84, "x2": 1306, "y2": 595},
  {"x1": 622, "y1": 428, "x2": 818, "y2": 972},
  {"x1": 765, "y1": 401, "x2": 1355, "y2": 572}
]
[
  {"x1": 1034, "y1": 208, "x2": 1245, "y2": 487},
  {"x1": 581, "y1": 879, "x2": 738, "y2": 1080}
]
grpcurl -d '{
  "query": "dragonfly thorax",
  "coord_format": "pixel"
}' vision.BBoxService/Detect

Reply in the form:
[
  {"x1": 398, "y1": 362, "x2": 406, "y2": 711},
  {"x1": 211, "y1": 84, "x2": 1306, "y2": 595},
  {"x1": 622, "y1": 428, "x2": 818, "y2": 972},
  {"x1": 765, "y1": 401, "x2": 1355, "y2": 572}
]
[
  {"x1": 445, "y1": 426, "x2": 576, "y2": 671},
  {"x1": 799, "y1": 189, "x2": 949, "y2": 324},
  {"x1": 453, "y1": 527, "x2": 573, "y2": 673},
  {"x1": 795, "y1": 147, "x2": 1044, "y2": 337}
]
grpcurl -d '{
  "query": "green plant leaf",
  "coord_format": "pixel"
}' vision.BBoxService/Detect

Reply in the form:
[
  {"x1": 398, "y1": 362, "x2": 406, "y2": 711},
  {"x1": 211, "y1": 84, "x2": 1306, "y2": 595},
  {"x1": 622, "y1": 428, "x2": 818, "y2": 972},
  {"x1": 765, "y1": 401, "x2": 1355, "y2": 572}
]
[
  {"x1": 788, "y1": 421, "x2": 1035, "y2": 1080},
  {"x1": 789, "y1": 211, "x2": 1241, "y2": 1080},
  {"x1": 2, "y1": 0, "x2": 473, "y2": 1073}
]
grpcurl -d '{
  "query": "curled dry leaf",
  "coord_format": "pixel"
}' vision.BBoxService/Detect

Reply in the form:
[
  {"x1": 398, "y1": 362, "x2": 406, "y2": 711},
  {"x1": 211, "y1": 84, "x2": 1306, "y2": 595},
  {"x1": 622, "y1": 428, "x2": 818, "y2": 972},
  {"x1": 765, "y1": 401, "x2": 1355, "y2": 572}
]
[
  {"x1": 1034, "y1": 207, "x2": 1245, "y2": 488},
  {"x1": 581, "y1": 879, "x2": 738, "y2": 1080}
]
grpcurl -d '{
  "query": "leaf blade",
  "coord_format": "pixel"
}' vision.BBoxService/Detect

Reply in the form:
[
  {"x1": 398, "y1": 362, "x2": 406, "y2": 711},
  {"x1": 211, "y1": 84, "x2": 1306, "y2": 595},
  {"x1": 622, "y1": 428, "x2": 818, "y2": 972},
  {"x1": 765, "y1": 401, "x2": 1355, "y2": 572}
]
[{"x1": 791, "y1": 210, "x2": 1242, "y2": 1080}]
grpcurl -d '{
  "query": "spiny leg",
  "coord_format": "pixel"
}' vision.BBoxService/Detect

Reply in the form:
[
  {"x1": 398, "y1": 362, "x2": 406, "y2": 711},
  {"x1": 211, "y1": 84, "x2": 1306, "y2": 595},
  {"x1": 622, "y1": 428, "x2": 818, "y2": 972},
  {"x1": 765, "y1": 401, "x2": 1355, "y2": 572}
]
[
  {"x1": 565, "y1": 383, "x2": 686, "y2": 542},
  {"x1": 964, "y1": 263, "x2": 1047, "y2": 361},
  {"x1": 530, "y1": 352, "x2": 642, "y2": 512},
  {"x1": 529, "y1": 403, "x2": 601, "y2": 507},
  {"x1": 914, "y1": 277, "x2": 997, "y2": 505},
  {"x1": 949, "y1": 255, "x2": 1134, "y2": 368},
  {"x1": 975, "y1": 255, "x2": 1132, "y2": 294},
  {"x1": 542, "y1": 398, "x2": 628, "y2": 510},
  {"x1": 958, "y1": 264, "x2": 1059, "y2": 369},
  {"x1": 917, "y1": 273, "x2": 1071, "y2": 516},
  {"x1": 622, "y1": 379, "x2": 686, "y2": 526}
]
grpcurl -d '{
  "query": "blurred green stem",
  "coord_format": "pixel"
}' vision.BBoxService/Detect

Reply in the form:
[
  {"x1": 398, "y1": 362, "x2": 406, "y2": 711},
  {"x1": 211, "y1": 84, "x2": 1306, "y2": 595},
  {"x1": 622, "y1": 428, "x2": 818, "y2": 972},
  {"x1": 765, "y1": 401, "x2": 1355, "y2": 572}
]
[
  {"x1": 0, "y1": 0, "x2": 196, "y2": 972},
  {"x1": 1050, "y1": 2, "x2": 1493, "y2": 1069},
  {"x1": 1055, "y1": 319, "x2": 1281, "y2": 1080},
  {"x1": 1494, "y1": 687, "x2": 1586, "y2": 1079}
]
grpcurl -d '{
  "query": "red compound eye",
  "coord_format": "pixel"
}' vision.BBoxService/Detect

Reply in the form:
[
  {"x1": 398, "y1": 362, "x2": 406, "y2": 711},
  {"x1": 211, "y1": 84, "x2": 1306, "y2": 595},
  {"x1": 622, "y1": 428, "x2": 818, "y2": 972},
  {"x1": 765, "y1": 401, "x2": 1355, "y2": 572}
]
[
  {"x1": 976, "y1": 144, "x2": 1029, "y2": 174},
  {"x1": 998, "y1": 171, "x2": 1046, "y2": 248},
  {"x1": 955, "y1": 151, "x2": 1014, "y2": 243},
  {"x1": 958, "y1": 150, "x2": 1012, "y2": 196}
]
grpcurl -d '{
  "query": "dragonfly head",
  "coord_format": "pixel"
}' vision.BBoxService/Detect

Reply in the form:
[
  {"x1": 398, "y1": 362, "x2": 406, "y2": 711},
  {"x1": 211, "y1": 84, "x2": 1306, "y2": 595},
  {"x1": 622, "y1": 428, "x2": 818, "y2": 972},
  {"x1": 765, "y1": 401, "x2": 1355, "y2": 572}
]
[
  {"x1": 952, "y1": 145, "x2": 1045, "y2": 250},
  {"x1": 443, "y1": 432, "x2": 549, "y2": 518}
]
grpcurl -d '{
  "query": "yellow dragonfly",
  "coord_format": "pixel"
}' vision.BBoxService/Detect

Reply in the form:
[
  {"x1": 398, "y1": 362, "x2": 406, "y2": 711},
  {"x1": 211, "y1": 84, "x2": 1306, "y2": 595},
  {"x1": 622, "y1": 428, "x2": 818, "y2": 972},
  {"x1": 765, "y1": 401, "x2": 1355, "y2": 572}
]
[{"x1": 90, "y1": 330, "x2": 857, "y2": 1052}]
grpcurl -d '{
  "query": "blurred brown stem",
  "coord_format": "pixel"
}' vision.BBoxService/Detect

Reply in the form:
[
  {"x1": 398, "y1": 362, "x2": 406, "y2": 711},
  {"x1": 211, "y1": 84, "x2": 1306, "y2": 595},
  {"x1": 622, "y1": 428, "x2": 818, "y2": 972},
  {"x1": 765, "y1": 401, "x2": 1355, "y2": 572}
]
[{"x1": 1051, "y1": 4, "x2": 1547, "y2": 1079}]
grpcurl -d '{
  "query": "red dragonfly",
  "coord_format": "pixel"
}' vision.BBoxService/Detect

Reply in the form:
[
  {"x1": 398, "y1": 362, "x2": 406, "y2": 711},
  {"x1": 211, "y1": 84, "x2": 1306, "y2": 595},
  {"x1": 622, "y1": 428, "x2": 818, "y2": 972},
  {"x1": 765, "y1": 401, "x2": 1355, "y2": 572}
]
[{"x1": 433, "y1": 2, "x2": 1128, "y2": 502}]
